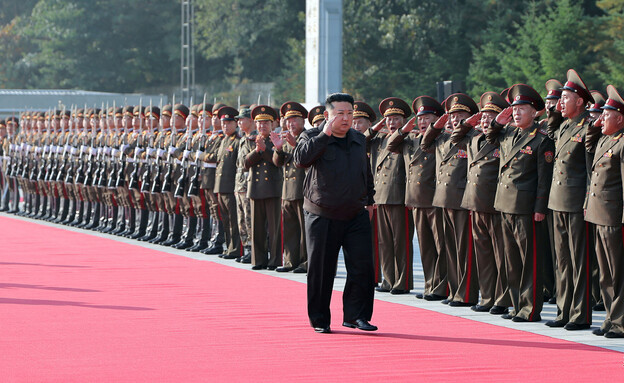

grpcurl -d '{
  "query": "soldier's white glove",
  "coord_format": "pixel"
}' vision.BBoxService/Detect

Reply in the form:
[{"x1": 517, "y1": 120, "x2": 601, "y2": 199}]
[
  {"x1": 168, "y1": 146, "x2": 177, "y2": 155},
  {"x1": 195, "y1": 150, "x2": 204, "y2": 160},
  {"x1": 182, "y1": 150, "x2": 191, "y2": 159},
  {"x1": 157, "y1": 148, "x2": 165, "y2": 158},
  {"x1": 111, "y1": 149, "x2": 119, "y2": 156}
]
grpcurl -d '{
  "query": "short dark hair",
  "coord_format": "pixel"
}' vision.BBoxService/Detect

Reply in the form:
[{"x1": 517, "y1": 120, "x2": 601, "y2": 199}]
[{"x1": 325, "y1": 93, "x2": 354, "y2": 109}]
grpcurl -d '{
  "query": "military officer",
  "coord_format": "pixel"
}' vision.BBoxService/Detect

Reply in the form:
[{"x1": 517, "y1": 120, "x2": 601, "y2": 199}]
[
  {"x1": 308, "y1": 105, "x2": 326, "y2": 128},
  {"x1": 243, "y1": 105, "x2": 283, "y2": 270},
  {"x1": 584, "y1": 84, "x2": 624, "y2": 338},
  {"x1": 272, "y1": 101, "x2": 308, "y2": 273},
  {"x1": 486, "y1": 83, "x2": 554, "y2": 322},
  {"x1": 421, "y1": 93, "x2": 480, "y2": 306},
  {"x1": 461, "y1": 92, "x2": 511, "y2": 314},
  {"x1": 545, "y1": 69, "x2": 594, "y2": 330},
  {"x1": 386, "y1": 96, "x2": 448, "y2": 301},
  {"x1": 234, "y1": 107, "x2": 255, "y2": 263},
  {"x1": 367, "y1": 97, "x2": 414, "y2": 295}
]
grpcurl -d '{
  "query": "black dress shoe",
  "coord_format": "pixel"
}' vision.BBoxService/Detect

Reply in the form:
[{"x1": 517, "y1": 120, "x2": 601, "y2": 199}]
[
  {"x1": 545, "y1": 320, "x2": 566, "y2": 328},
  {"x1": 471, "y1": 304, "x2": 492, "y2": 312},
  {"x1": 390, "y1": 289, "x2": 410, "y2": 295},
  {"x1": 489, "y1": 306, "x2": 509, "y2": 315},
  {"x1": 375, "y1": 287, "x2": 390, "y2": 293},
  {"x1": 221, "y1": 254, "x2": 238, "y2": 260},
  {"x1": 512, "y1": 316, "x2": 528, "y2": 322},
  {"x1": 293, "y1": 266, "x2": 306, "y2": 273},
  {"x1": 414, "y1": 293, "x2": 424, "y2": 299},
  {"x1": 275, "y1": 266, "x2": 293, "y2": 272},
  {"x1": 424, "y1": 294, "x2": 446, "y2": 301},
  {"x1": 501, "y1": 313, "x2": 514, "y2": 320},
  {"x1": 251, "y1": 264, "x2": 266, "y2": 270},
  {"x1": 240, "y1": 255, "x2": 251, "y2": 264},
  {"x1": 267, "y1": 266, "x2": 277, "y2": 271},
  {"x1": 441, "y1": 299, "x2": 451, "y2": 305},
  {"x1": 202, "y1": 245, "x2": 223, "y2": 255},
  {"x1": 342, "y1": 319, "x2": 378, "y2": 331},
  {"x1": 593, "y1": 328, "x2": 606, "y2": 336},
  {"x1": 548, "y1": 296, "x2": 556, "y2": 304},
  {"x1": 564, "y1": 322, "x2": 590, "y2": 331},
  {"x1": 449, "y1": 301, "x2": 474, "y2": 307},
  {"x1": 593, "y1": 302, "x2": 606, "y2": 311},
  {"x1": 314, "y1": 326, "x2": 331, "y2": 334},
  {"x1": 605, "y1": 331, "x2": 624, "y2": 338}
]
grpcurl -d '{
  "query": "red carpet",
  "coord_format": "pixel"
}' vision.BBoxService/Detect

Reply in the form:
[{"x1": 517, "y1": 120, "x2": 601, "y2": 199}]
[{"x1": 0, "y1": 215, "x2": 621, "y2": 382}]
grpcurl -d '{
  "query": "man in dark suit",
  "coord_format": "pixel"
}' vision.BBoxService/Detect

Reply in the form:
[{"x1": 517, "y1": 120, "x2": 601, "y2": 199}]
[
  {"x1": 486, "y1": 84, "x2": 555, "y2": 322},
  {"x1": 294, "y1": 93, "x2": 377, "y2": 334}
]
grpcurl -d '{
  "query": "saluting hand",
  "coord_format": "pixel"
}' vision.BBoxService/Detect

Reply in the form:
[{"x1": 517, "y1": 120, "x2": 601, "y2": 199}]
[
  {"x1": 323, "y1": 116, "x2": 336, "y2": 137},
  {"x1": 371, "y1": 117, "x2": 387, "y2": 132},
  {"x1": 464, "y1": 112, "x2": 482, "y2": 128},
  {"x1": 400, "y1": 117, "x2": 417, "y2": 134},
  {"x1": 269, "y1": 132, "x2": 283, "y2": 150},
  {"x1": 255, "y1": 135, "x2": 266, "y2": 152},
  {"x1": 433, "y1": 114, "x2": 449, "y2": 130},
  {"x1": 593, "y1": 114, "x2": 604, "y2": 128},
  {"x1": 556, "y1": 99, "x2": 563, "y2": 112},
  {"x1": 495, "y1": 107, "x2": 513, "y2": 125}
]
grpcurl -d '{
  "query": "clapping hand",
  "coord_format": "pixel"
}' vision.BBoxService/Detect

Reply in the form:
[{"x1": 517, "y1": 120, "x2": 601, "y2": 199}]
[
  {"x1": 255, "y1": 135, "x2": 266, "y2": 152},
  {"x1": 269, "y1": 132, "x2": 283, "y2": 150}
]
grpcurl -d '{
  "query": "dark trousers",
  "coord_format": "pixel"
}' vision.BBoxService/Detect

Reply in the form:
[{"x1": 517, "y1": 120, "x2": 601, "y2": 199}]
[{"x1": 305, "y1": 209, "x2": 375, "y2": 328}]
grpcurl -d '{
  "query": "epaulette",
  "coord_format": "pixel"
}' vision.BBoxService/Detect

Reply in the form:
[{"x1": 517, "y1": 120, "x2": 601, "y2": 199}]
[{"x1": 538, "y1": 128, "x2": 548, "y2": 136}]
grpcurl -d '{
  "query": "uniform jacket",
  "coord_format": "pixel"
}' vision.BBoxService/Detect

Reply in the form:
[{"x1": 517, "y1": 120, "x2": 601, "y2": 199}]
[
  {"x1": 386, "y1": 129, "x2": 436, "y2": 208},
  {"x1": 273, "y1": 137, "x2": 305, "y2": 201},
  {"x1": 461, "y1": 133, "x2": 501, "y2": 214},
  {"x1": 366, "y1": 128, "x2": 406, "y2": 205},
  {"x1": 243, "y1": 136, "x2": 282, "y2": 199},
  {"x1": 214, "y1": 133, "x2": 242, "y2": 194},
  {"x1": 486, "y1": 121, "x2": 554, "y2": 215}
]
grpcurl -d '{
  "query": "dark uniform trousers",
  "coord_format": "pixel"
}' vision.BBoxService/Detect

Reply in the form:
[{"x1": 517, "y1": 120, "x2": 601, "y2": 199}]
[
  {"x1": 250, "y1": 197, "x2": 282, "y2": 267},
  {"x1": 594, "y1": 225, "x2": 624, "y2": 335},
  {"x1": 413, "y1": 207, "x2": 447, "y2": 296},
  {"x1": 501, "y1": 213, "x2": 543, "y2": 321},
  {"x1": 541, "y1": 212, "x2": 557, "y2": 300},
  {"x1": 443, "y1": 208, "x2": 479, "y2": 304},
  {"x1": 281, "y1": 199, "x2": 307, "y2": 269},
  {"x1": 377, "y1": 204, "x2": 414, "y2": 291},
  {"x1": 552, "y1": 211, "x2": 592, "y2": 325},
  {"x1": 306, "y1": 209, "x2": 375, "y2": 328},
  {"x1": 472, "y1": 211, "x2": 510, "y2": 308},
  {"x1": 217, "y1": 192, "x2": 242, "y2": 258}
]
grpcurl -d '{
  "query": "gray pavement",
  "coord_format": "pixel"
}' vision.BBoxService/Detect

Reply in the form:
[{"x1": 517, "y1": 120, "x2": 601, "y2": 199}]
[{"x1": 6, "y1": 211, "x2": 624, "y2": 353}]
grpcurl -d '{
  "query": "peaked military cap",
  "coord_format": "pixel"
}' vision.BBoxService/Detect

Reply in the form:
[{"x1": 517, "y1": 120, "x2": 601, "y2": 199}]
[
  {"x1": 353, "y1": 101, "x2": 377, "y2": 122},
  {"x1": 508, "y1": 84, "x2": 545, "y2": 111},
  {"x1": 562, "y1": 69, "x2": 594, "y2": 103},
  {"x1": 162, "y1": 104, "x2": 172, "y2": 117},
  {"x1": 133, "y1": 105, "x2": 145, "y2": 117},
  {"x1": 412, "y1": 96, "x2": 444, "y2": 117},
  {"x1": 218, "y1": 106, "x2": 239, "y2": 121},
  {"x1": 212, "y1": 103, "x2": 226, "y2": 114},
  {"x1": 280, "y1": 101, "x2": 308, "y2": 119},
  {"x1": 251, "y1": 105, "x2": 277, "y2": 122},
  {"x1": 603, "y1": 85, "x2": 624, "y2": 114},
  {"x1": 379, "y1": 97, "x2": 412, "y2": 118},
  {"x1": 480, "y1": 92, "x2": 509, "y2": 114},
  {"x1": 588, "y1": 91, "x2": 606, "y2": 113},
  {"x1": 145, "y1": 106, "x2": 161, "y2": 119},
  {"x1": 173, "y1": 104, "x2": 190, "y2": 120},
  {"x1": 545, "y1": 79, "x2": 563, "y2": 100},
  {"x1": 500, "y1": 88, "x2": 511, "y2": 104},
  {"x1": 308, "y1": 105, "x2": 325, "y2": 125},
  {"x1": 445, "y1": 93, "x2": 479, "y2": 115},
  {"x1": 199, "y1": 103, "x2": 214, "y2": 117}
]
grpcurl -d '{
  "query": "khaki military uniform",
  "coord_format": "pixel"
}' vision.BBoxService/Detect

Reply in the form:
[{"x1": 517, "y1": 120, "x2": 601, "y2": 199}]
[{"x1": 215, "y1": 133, "x2": 243, "y2": 258}]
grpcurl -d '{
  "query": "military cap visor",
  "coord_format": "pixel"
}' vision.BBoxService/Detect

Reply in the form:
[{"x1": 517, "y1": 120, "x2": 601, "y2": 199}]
[
  {"x1": 218, "y1": 106, "x2": 239, "y2": 121},
  {"x1": 545, "y1": 79, "x2": 563, "y2": 100},
  {"x1": 588, "y1": 91, "x2": 606, "y2": 113}
]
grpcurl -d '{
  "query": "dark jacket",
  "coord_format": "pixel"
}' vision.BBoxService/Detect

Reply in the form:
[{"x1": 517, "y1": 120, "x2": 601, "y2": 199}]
[{"x1": 294, "y1": 123, "x2": 375, "y2": 220}]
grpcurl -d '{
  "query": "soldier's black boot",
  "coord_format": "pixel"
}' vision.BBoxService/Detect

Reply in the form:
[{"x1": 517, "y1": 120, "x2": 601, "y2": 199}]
[
  {"x1": 77, "y1": 202, "x2": 91, "y2": 228},
  {"x1": 203, "y1": 220, "x2": 225, "y2": 254},
  {"x1": 112, "y1": 207, "x2": 127, "y2": 235},
  {"x1": 188, "y1": 217, "x2": 211, "y2": 252},
  {"x1": 36, "y1": 196, "x2": 47, "y2": 219},
  {"x1": 86, "y1": 203, "x2": 101, "y2": 230},
  {"x1": 161, "y1": 214, "x2": 183, "y2": 246},
  {"x1": 140, "y1": 212, "x2": 160, "y2": 242},
  {"x1": 122, "y1": 208, "x2": 136, "y2": 237},
  {"x1": 130, "y1": 209, "x2": 149, "y2": 239},
  {"x1": 173, "y1": 216, "x2": 197, "y2": 249},
  {"x1": 150, "y1": 213, "x2": 170, "y2": 244},
  {"x1": 68, "y1": 200, "x2": 82, "y2": 226},
  {"x1": 54, "y1": 198, "x2": 70, "y2": 223},
  {"x1": 103, "y1": 206, "x2": 118, "y2": 234}
]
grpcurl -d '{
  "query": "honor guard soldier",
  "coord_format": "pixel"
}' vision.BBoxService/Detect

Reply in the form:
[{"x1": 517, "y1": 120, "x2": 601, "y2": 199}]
[
  {"x1": 421, "y1": 93, "x2": 480, "y2": 306},
  {"x1": 244, "y1": 105, "x2": 283, "y2": 270},
  {"x1": 308, "y1": 105, "x2": 326, "y2": 128},
  {"x1": 461, "y1": 92, "x2": 511, "y2": 314},
  {"x1": 545, "y1": 69, "x2": 594, "y2": 330},
  {"x1": 271, "y1": 101, "x2": 309, "y2": 273},
  {"x1": 367, "y1": 97, "x2": 414, "y2": 294},
  {"x1": 213, "y1": 106, "x2": 243, "y2": 259},
  {"x1": 386, "y1": 96, "x2": 448, "y2": 301},
  {"x1": 584, "y1": 84, "x2": 624, "y2": 338},
  {"x1": 486, "y1": 83, "x2": 555, "y2": 322}
]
